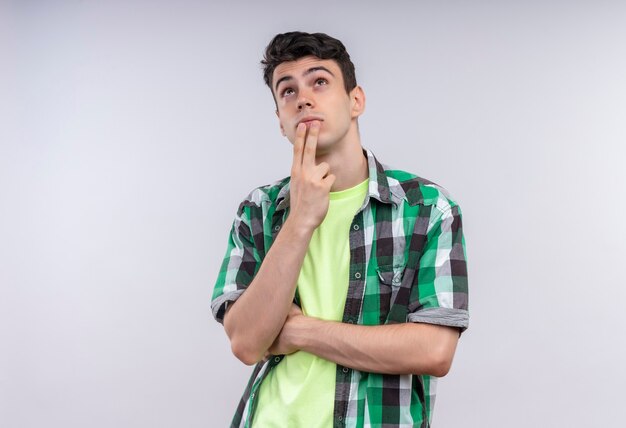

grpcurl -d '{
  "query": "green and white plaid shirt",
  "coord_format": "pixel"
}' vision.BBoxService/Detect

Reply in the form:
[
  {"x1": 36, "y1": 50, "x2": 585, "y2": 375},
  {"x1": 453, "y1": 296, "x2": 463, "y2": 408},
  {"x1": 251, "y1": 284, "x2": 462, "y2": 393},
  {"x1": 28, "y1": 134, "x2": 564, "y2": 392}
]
[{"x1": 212, "y1": 149, "x2": 469, "y2": 427}]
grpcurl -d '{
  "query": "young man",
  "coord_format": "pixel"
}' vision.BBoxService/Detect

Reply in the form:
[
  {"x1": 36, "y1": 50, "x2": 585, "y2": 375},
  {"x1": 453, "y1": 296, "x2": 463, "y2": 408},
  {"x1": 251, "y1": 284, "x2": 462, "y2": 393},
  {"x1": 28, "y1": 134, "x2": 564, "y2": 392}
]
[{"x1": 212, "y1": 32, "x2": 469, "y2": 427}]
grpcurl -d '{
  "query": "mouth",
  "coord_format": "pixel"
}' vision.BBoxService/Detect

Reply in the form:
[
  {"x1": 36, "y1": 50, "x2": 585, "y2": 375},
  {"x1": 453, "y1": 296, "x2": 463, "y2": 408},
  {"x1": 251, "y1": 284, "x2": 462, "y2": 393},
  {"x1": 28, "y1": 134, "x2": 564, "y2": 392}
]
[{"x1": 297, "y1": 117, "x2": 323, "y2": 128}]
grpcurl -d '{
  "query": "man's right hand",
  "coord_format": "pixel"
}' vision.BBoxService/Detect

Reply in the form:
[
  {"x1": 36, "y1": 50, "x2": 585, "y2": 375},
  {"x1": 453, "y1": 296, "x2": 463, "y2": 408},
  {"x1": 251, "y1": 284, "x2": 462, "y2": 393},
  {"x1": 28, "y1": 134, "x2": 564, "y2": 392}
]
[{"x1": 287, "y1": 121, "x2": 336, "y2": 233}]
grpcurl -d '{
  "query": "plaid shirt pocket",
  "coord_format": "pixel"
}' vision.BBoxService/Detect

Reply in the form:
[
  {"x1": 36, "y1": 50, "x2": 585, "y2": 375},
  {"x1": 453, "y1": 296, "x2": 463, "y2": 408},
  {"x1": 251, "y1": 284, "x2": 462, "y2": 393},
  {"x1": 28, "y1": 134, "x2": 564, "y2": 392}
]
[{"x1": 376, "y1": 264, "x2": 409, "y2": 324}]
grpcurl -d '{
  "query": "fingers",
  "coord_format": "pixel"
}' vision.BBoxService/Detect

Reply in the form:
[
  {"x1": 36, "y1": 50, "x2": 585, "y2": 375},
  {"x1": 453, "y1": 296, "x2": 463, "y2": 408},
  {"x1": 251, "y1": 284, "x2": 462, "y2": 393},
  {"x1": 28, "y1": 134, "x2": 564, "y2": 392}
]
[
  {"x1": 290, "y1": 303, "x2": 303, "y2": 316},
  {"x1": 302, "y1": 121, "x2": 320, "y2": 168},
  {"x1": 292, "y1": 120, "x2": 321, "y2": 175},
  {"x1": 291, "y1": 122, "x2": 307, "y2": 174},
  {"x1": 324, "y1": 173, "x2": 336, "y2": 189},
  {"x1": 310, "y1": 161, "x2": 330, "y2": 181}
]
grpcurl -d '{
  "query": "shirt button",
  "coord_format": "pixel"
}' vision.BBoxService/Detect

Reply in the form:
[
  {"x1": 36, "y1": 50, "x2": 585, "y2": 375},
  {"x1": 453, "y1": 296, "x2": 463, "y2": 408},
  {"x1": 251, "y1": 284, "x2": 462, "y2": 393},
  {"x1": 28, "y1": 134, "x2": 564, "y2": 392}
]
[
  {"x1": 274, "y1": 356, "x2": 281, "y2": 363},
  {"x1": 342, "y1": 367, "x2": 349, "y2": 373},
  {"x1": 338, "y1": 416, "x2": 343, "y2": 421},
  {"x1": 354, "y1": 272, "x2": 361, "y2": 279},
  {"x1": 353, "y1": 224, "x2": 359, "y2": 230},
  {"x1": 274, "y1": 225, "x2": 281, "y2": 231}
]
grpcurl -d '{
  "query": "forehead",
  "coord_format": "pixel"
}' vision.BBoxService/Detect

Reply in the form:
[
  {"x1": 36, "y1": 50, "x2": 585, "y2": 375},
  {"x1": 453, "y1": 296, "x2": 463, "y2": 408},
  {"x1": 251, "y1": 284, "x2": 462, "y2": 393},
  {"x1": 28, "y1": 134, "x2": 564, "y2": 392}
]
[{"x1": 272, "y1": 56, "x2": 341, "y2": 86}]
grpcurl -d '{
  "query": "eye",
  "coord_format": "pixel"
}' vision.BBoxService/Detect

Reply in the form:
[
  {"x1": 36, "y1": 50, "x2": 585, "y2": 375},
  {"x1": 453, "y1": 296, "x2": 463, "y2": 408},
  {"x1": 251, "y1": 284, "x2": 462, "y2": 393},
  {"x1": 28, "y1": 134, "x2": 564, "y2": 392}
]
[
  {"x1": 281, "y1": 87, "x2": 295, "y2": 97},
  {"x1": 315, "y1": 78, "x2": 328, "y2": 86}
]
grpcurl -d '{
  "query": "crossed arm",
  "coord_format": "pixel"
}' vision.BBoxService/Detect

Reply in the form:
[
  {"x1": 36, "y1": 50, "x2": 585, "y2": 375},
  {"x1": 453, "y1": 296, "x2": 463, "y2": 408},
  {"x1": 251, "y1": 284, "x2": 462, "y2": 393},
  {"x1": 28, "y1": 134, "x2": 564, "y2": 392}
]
[
  {"x1": 226, "y1": 291, "x2": 459, "y2": 377},
  {"x1": 266, "y1": 304, "x2": 459, "y2": 377},
  {"x1": 223, "y1": 120, "x2": 460, "y2": 377}
]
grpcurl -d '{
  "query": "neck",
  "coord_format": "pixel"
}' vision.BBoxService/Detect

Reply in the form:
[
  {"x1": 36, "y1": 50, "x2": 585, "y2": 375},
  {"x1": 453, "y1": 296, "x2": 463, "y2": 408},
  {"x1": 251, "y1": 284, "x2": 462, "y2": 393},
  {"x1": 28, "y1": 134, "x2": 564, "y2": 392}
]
[{"x1": 315, "y1": 124, "x2": 368, "y2": 192}]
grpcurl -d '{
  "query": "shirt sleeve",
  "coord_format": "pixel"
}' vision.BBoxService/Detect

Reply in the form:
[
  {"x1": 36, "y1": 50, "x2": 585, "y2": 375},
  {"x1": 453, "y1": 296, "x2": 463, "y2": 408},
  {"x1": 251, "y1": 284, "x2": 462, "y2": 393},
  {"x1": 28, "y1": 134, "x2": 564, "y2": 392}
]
[
  {"x1": 211, "y1": 202, "x2": 262, "y2": 325},
  {"x1": 407, "y1": 203, "x2": 469, "y2": 332}
]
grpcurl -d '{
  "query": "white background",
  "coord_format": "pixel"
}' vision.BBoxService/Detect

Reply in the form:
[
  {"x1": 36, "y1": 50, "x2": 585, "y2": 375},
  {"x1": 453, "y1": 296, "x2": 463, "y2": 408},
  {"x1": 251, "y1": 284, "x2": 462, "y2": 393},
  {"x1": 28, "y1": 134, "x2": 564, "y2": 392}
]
[{"x1": 2, "y1": 1, "x2": 625, "y2": 427}]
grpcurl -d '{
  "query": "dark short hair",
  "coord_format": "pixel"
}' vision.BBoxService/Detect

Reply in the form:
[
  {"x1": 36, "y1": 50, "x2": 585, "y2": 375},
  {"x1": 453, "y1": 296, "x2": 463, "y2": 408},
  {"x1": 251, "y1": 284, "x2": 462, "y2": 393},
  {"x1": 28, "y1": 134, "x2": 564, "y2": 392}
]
[{"x1": 261, "y1": 31, "x2": 357, "y2": 96}]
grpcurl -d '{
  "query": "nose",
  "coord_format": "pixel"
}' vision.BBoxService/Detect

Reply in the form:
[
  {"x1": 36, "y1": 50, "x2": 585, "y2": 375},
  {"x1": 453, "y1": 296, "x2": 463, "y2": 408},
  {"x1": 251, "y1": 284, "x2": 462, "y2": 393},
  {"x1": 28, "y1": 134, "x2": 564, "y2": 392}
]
[{"x1": 297, "y1": 90, "x2": 314, "y2": 110}]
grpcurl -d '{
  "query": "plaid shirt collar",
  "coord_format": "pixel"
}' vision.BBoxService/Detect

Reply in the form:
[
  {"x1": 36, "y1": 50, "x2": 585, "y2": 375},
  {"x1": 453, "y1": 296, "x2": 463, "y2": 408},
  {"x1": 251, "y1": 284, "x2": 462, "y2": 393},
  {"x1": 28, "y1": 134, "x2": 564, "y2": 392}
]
[{"x1": 275, "y1": 148, "x2": 400, "y2": 212}]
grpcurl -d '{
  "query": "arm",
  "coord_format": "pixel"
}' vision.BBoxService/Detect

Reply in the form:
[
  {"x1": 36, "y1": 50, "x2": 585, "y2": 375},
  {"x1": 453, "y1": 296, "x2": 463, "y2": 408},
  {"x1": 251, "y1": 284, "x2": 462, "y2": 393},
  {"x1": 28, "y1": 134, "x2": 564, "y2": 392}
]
[
  {"x1": 268, "y1": 197, "x2": 468, "y2": 376},
  {"x1": 223, "y1": 222, "x2": 311, "y2": 365},
  {"x1": 269, "y1": 306, "x2": 460, "y2": 377},
  {"x1": 224, "y1": 121, "x2": 334, "y2": 365}
]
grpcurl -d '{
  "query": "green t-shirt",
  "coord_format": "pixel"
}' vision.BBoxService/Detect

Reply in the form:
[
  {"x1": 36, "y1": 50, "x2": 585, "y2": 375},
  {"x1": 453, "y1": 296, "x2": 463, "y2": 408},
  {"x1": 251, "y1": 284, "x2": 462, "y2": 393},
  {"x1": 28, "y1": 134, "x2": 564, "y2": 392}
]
[{"x1": 252, "y1": 178, "x2": 369, "y2": 427}]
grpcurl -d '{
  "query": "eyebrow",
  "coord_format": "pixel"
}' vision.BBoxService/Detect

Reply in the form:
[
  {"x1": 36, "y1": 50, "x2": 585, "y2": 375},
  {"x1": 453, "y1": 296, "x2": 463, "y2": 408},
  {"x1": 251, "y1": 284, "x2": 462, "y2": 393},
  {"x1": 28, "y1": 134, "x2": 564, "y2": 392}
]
[{"x1": 274, "y1": 66, "x2": 335, "y2": 92}]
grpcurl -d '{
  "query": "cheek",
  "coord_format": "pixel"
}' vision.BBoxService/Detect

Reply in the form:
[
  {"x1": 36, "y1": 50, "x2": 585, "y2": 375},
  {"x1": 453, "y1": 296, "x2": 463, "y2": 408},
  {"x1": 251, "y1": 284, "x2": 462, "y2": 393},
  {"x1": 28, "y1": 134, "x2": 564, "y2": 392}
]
[{"x1": 277, "y1": 116, "x2": 291, "y2": 138}]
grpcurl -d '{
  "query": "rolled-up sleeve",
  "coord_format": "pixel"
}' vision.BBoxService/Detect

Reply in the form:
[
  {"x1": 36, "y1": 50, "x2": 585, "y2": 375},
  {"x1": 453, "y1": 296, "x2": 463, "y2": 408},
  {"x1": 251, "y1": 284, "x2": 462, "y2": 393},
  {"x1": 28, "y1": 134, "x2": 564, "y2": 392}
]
[
  {"x1": 211, "y1": 203, "x2": 261, "y2": 325},
  {"x1": 407, "y1": 203, "x2": 469, "y2": 332}
]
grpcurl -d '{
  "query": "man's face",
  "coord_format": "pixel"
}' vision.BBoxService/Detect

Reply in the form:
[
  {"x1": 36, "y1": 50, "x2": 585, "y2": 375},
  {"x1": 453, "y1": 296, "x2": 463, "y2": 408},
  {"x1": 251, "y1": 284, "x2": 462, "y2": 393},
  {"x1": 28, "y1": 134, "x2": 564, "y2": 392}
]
[{"x1": 272, "y1": 56, "x2": 363, "y2": 152}]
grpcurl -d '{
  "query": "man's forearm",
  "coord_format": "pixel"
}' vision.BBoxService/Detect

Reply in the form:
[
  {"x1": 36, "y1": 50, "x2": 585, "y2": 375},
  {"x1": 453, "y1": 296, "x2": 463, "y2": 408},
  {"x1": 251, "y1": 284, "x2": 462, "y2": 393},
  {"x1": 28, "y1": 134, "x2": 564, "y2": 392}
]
[
  {"x1": 224, "y1": 218, "x2": 313, "y2": 365},
  {"x1": 224, "y1": 120, "x2": 336, "y2": 365},
  {"x1": 284, "y1": 316, "x2": 460, "y2": 376}
]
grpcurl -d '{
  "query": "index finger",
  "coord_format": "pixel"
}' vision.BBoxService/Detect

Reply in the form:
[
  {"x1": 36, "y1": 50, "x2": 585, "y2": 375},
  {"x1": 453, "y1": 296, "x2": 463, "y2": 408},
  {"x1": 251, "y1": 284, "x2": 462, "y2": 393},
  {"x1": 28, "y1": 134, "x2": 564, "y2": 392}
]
[
  {"x1": 302, "y1": 121, "x2": 320, "y2": 168},
  {"x1": 292, "y1": 122, "x2": 306, "y2": 172}
]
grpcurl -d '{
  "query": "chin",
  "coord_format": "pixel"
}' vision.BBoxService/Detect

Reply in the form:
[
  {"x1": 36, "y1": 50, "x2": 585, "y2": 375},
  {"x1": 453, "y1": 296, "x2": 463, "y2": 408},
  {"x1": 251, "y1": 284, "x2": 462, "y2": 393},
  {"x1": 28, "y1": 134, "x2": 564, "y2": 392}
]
[{"x1": 315, "y1": 139, "x2": 337, "y2": 154}]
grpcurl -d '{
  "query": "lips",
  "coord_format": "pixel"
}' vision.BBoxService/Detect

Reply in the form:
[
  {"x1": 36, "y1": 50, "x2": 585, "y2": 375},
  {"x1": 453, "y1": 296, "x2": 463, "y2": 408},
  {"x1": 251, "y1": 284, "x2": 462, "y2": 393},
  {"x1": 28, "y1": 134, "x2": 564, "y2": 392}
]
[{"x1": 297, "y1": 116, "x2": 323, "y2": 127}]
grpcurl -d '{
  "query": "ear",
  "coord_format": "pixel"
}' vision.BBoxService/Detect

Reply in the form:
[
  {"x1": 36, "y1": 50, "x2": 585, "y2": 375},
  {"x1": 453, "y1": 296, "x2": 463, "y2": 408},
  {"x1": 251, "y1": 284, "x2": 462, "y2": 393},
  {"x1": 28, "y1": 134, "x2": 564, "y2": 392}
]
[
  {"x1": 275, "y1": 109, "x2": 286, "y2": 136},
  {"x1": 350, "y1": 86, "x2": 366, "y2": 119}
]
